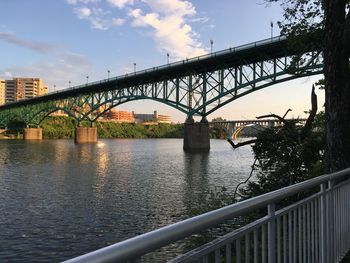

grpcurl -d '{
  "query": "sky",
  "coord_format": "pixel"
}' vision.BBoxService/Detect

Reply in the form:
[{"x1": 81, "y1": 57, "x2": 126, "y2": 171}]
[{"x1": 0, "y1": 0, "x2": 324, "y2": 122}]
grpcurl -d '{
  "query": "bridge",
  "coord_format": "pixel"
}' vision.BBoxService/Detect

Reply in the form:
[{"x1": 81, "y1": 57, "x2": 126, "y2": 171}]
[
  {"x1": 210, "y1": 118, "x2": 307, "y2": 139},
  {"x1": 0, "y1": 35, "x2": 323, "y2": 150}
]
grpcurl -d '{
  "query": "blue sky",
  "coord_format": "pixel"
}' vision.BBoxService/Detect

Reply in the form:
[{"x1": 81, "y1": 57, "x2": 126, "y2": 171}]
[{"x1": 0, "y1": 0, "x2": 323, "y2": 122}]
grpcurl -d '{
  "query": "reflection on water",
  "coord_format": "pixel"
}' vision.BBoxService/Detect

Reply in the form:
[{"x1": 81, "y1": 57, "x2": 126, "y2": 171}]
[{"x1": 0, "y1": 139, "x2": 254, "y2": 262}]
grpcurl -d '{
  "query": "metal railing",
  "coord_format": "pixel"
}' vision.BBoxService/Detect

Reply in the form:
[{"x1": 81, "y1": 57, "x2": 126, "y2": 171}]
[{"x1": 64, "y1": 168, "x2": 350, "y2": 263}]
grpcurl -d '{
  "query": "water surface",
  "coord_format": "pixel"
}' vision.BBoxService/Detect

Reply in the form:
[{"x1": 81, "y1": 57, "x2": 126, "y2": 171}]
[{"x1": 0, "y1": 139, "x2": 254, "y2": 262}]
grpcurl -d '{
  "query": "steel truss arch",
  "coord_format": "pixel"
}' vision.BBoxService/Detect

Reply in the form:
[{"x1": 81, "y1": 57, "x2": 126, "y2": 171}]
[{"x1": 0, "y1": 36, "x2": 325, "y2": 126}]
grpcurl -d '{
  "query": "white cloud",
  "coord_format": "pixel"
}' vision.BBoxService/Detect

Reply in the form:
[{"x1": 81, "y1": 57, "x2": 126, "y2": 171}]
[
  {"x1": 74, "y1": 6, "x2": 92, "y2": 19},
  {"x1": 112, "y1": 18, "x2": 125, "y2": 26},
  {"x1": 65, "y1": 0, "x2": 208, "y2": 57},
  {"x1": 145, "y1": 0, "x2": 195, "y2": 16},
  {"x1": 107, "y1": 0, "x2": 134, "y2": 9},
  {"x1": 128, "y1": 0, "x2": 206, "y2": 59},
  {"x1": 69, "y1": 2, "x2": 124, "y2": 30},
  {"x1": 65, "y1": 0, "x2": 100, "y2": 5}
]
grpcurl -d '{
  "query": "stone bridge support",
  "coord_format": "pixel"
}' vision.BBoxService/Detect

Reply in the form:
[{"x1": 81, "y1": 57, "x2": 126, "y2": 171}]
[
  {"x1": 23, "y1": 128, "x2": 42, "y2": 140},
  {"x1": 183, "y1": 117, "x2": 210, "y2": 151},
  {"x1": 74, "y1": 126, "x2": 97, "y2": 144}
]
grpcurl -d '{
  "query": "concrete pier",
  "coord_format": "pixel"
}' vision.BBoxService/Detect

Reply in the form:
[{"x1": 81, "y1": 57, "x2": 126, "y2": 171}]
[
  {"x1": 183, "y1": 122, "x2": 210, "y2": 151},
  {"x1": 74, "y1": 127, "x2": 97, "y2": 144},
  {"x1": 23, "y1": 128, "x2": 42, "y2": 140}
]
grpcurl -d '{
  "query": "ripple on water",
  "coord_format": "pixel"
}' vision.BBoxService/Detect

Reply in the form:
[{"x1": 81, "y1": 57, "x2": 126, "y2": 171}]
[{"x1": 0, "y1": 139, "x2": 254, "y2": 262}]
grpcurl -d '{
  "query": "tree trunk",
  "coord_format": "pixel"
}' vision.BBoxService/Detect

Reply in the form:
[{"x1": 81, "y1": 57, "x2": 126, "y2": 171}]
[{"x1": 324, "y1": 0, "x2": 350, "y2": 172}]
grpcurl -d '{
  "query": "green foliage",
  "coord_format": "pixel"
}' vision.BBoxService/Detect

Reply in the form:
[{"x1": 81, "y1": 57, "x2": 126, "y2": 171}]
[
  {"x1": 210, "y1": 117, "x2": 227, "y2": 139},
  {"x1": 41, "y1": 116, "x2": 77, "y2": 139},
  {"x1": 39, "y1": 116, "x2": 183, "y2": 139},
  {"x1": 240, "y1": 112, "x2": 325, "y2": 198},
  {"x1": 269, "y1": 0, "x2": 324, "y2": 36}
]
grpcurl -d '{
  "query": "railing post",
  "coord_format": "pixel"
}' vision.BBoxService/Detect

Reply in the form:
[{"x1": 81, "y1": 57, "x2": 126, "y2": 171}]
[
  {"x1": 268, "y1": 203, "x2": 276, "y2": 263},
  {"x1": 320, "y1": 183, "x2": 327, "y2": 263},
  {"x1": 327, "y1": 180, "x2": 334, "y2": 262}
]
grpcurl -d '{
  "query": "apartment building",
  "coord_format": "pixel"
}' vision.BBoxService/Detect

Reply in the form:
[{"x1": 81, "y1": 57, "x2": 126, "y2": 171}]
[
  {"x1": 133, "y1": 110, "x2": 172, "y2": 124},
  {"x1": 5, "y1": 78, "x2": 48, "y2": 103},
  {"x1": 105, "y1": 108, "x2": 135, "y2": 122},
  {"x1": 0, "y1": 79, "x2": 5, "y2": 105}
]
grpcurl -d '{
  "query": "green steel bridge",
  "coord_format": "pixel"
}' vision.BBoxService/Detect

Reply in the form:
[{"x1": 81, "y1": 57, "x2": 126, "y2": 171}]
[{"x1": 0, "y1": 36, "x2": 323, "y2": 129}]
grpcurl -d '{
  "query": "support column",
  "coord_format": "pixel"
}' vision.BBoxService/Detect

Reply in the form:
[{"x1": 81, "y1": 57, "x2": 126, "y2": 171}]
[
  {"x1": 74, "y1": 127, "x2": 97, "y2": 144},
  {"x1": 183, "y1": 117, "x2": 210, "y2": 151},
  {"x1": 23, "y1": 128, "x2": 42, "y2": 140}
]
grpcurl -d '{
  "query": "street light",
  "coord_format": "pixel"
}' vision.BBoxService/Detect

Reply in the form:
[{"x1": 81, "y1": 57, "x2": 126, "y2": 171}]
[
  {"x1": 167, "y1": 53, "x2": 170, "y2": 64},
  {"x1": 270, "y1": 21, "x2": 274, "y2": 39},
  {"x1": 210, "y1": 39, "x2": 214, "y2": 54},
  {"x1": 107, "y1": 70, "x2": 110, "y2": 80},
  {"x1": 133, "y1": 63, "x2": 136, "y2": 73},
  {"x1": 53, "y1": 84, "x2": 56, "y2": 92},
  {"x1": 86, "y1": 76, "x2": 89, "y2": 84},
  {"x1": 68, "y1": 80, "x2": 71, "y2": 88}
]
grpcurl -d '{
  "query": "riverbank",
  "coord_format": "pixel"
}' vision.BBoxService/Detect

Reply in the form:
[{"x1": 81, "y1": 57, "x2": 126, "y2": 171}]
[
  {"x1": 41, "y1": 116, "x2": 184, "y2": 139},
  {"x1": 2, "y1": 116, "x2": 254, "y2": 140}
]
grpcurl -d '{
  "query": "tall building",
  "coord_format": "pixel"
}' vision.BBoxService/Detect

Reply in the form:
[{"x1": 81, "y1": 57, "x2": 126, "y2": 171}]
[
  {"x1": 105, "y1": 108, "x2": 135, "y2": 122},
  {"x1": 133, "y1": 110, "x2": 172, "y2": 124},
  {"x1": 0, "y1": 79, "x2": 5, "y2": 105},
  {"x1": 5, "y1": 78, "x2": 48, "y2": 103}
]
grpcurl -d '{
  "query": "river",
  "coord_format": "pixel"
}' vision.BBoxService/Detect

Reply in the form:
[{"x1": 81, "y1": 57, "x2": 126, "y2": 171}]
[{"x1": 0, "y1": 139, "x2": 254, "y2": 262}]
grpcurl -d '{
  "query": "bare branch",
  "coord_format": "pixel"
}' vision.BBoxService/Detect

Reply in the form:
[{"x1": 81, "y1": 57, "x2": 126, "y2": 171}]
[
  {"x1": 233, "y1": 158, "x2": 258, "y2": 199},
  {"x1": 227, "y1": 138, "x2": 258, "y2": 149},
  {"x1": 300, "y1": 85, "x2": 318, "y2": 139}
]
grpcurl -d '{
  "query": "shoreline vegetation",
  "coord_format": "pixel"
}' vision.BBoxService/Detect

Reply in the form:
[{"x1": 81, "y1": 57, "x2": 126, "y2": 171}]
[{"x1": 0, "y1": 116, "x2": 260, "y2": 140}]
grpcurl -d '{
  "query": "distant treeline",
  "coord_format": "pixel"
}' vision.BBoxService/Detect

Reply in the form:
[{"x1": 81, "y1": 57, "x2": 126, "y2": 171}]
[
  {"x1": 3, "y1": 116, "x2": 262, "y2": 140},
  {"x1": 40, "y1": 116, "x2": 184, "y2": 139}
]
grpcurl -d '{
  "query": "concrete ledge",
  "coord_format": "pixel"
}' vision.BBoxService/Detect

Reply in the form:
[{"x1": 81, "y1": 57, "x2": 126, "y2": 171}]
[
  {"x1": 23, "y1": 128, "x2": 42, "y2": 140},
  {"x1": 183, "y1": 122, "x2": 210, "y2": 151},
  {"x1": 75, "y1": 127, "x2": 97, "y2": 144}
]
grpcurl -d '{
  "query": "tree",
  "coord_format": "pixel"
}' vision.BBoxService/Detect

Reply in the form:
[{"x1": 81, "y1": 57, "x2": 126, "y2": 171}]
[{"x1": 268, "y1": 0, "x2": 350, "y2": 172}]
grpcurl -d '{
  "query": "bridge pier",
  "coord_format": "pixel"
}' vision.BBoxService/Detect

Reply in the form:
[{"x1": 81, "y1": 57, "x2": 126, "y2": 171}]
[
  {"x1": 74, "y1": 127, "x2": 97, "y2": 144},
  {"x1": 183, "y1": 117, "x2": 210, "y2": 152},
  {"x1": 23, "y1": 128, "x2": 42, "y2": 140}
]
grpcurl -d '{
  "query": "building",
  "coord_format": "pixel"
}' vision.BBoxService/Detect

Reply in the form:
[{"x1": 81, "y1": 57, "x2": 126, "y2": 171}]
[
  {"x1": 0, "y1": 79, "x2": 5, "y2": 105},
  {"x1": 5, "y1": 78, "x2": 48, "y2": 103},
  {"x1": 105, "y1": 108, "x2": 135, "y2": 122},
  {"x1": 155, "y1": 111, "x2": 172, "y2": 124},
  {"x1": 133, "y1": 110, "x2": 171, "y2": 124}
]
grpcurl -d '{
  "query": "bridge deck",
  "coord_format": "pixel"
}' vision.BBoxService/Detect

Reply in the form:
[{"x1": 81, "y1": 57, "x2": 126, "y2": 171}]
[{"x1": 0, "y1": 35, "x2": 314, "y2": 111}]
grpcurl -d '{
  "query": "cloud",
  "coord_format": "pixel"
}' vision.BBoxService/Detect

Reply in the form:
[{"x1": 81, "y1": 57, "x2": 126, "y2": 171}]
[
  {"x1": 0, "y1": 31, "x2": 92, "y2": 90},
  {"x1": 112, "y1": 18, "x2": 125, "y2": 26},
  {"x1": 65, "y1": 0, "x2": 100, "y2": 5},
  {"x1": 0, "y1": 51, "x2": 92, "y2": 90},
  {"x1": 107, "y1": 0, "x2": 134, "y2": 9},
  {"x1": 128, "y1": 0, "x2": 206, "y2": 59},
  {"x1": 65, "y1": 0, "x2": 208, "y2": 58},
  {"x1": 74, "y1": 6, "x2": 92, "y2": 18},
  {"x1": 0, "y1": 32, "x2": 58, "y2": 53},
  {"x1": 70, "y1": 3, "x2": 124, "y2": 30}
]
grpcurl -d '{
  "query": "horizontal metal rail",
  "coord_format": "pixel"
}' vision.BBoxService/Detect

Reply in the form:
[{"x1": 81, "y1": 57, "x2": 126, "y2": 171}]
[
  {"x1": 0, "y1": 36, "x2": 291, "y2": 110},
  {"x1": 64, "y1": 168, "x2": 350, "y2": 263}
]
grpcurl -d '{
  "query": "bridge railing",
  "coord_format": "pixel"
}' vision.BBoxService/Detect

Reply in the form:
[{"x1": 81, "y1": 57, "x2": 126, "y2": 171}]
[
  {"x1": 49, "y1": 36, "x2": 286, "y2": 96},
  {"x1": 64, "y1": 168, "x2": 350, "y2": 263}
]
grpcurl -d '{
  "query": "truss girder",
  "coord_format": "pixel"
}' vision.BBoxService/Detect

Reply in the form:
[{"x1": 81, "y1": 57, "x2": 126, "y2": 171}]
[{"x1": 0, "y1": 41, "x2": 323, "y2": 126}]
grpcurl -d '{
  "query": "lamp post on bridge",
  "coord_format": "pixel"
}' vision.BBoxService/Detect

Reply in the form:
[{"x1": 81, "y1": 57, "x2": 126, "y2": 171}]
[
  {"x1": 133, "y1": 63, "x2": 136, "y2": 73},
  {"x1": 167, "y1": 53, "x2": 170, "y2": 64},
  {"x1": 86, "y1": 76, "x2": 89, "y2": 85},
  {"x1": 107, "y1": 70, "x2": 110, "y2": 80},
  {"x1": 210, "y1": 39, "x2": 214, "y2": 54},
  {"x1": 270, "y1": 21, "x2": 274, "y2": 39},
  {"x1": 68, "y1": 80, "x2": 71, "y2": 88},
  {"x1": 53, "y1": 84, "x2": 56, "y2": 92}
]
